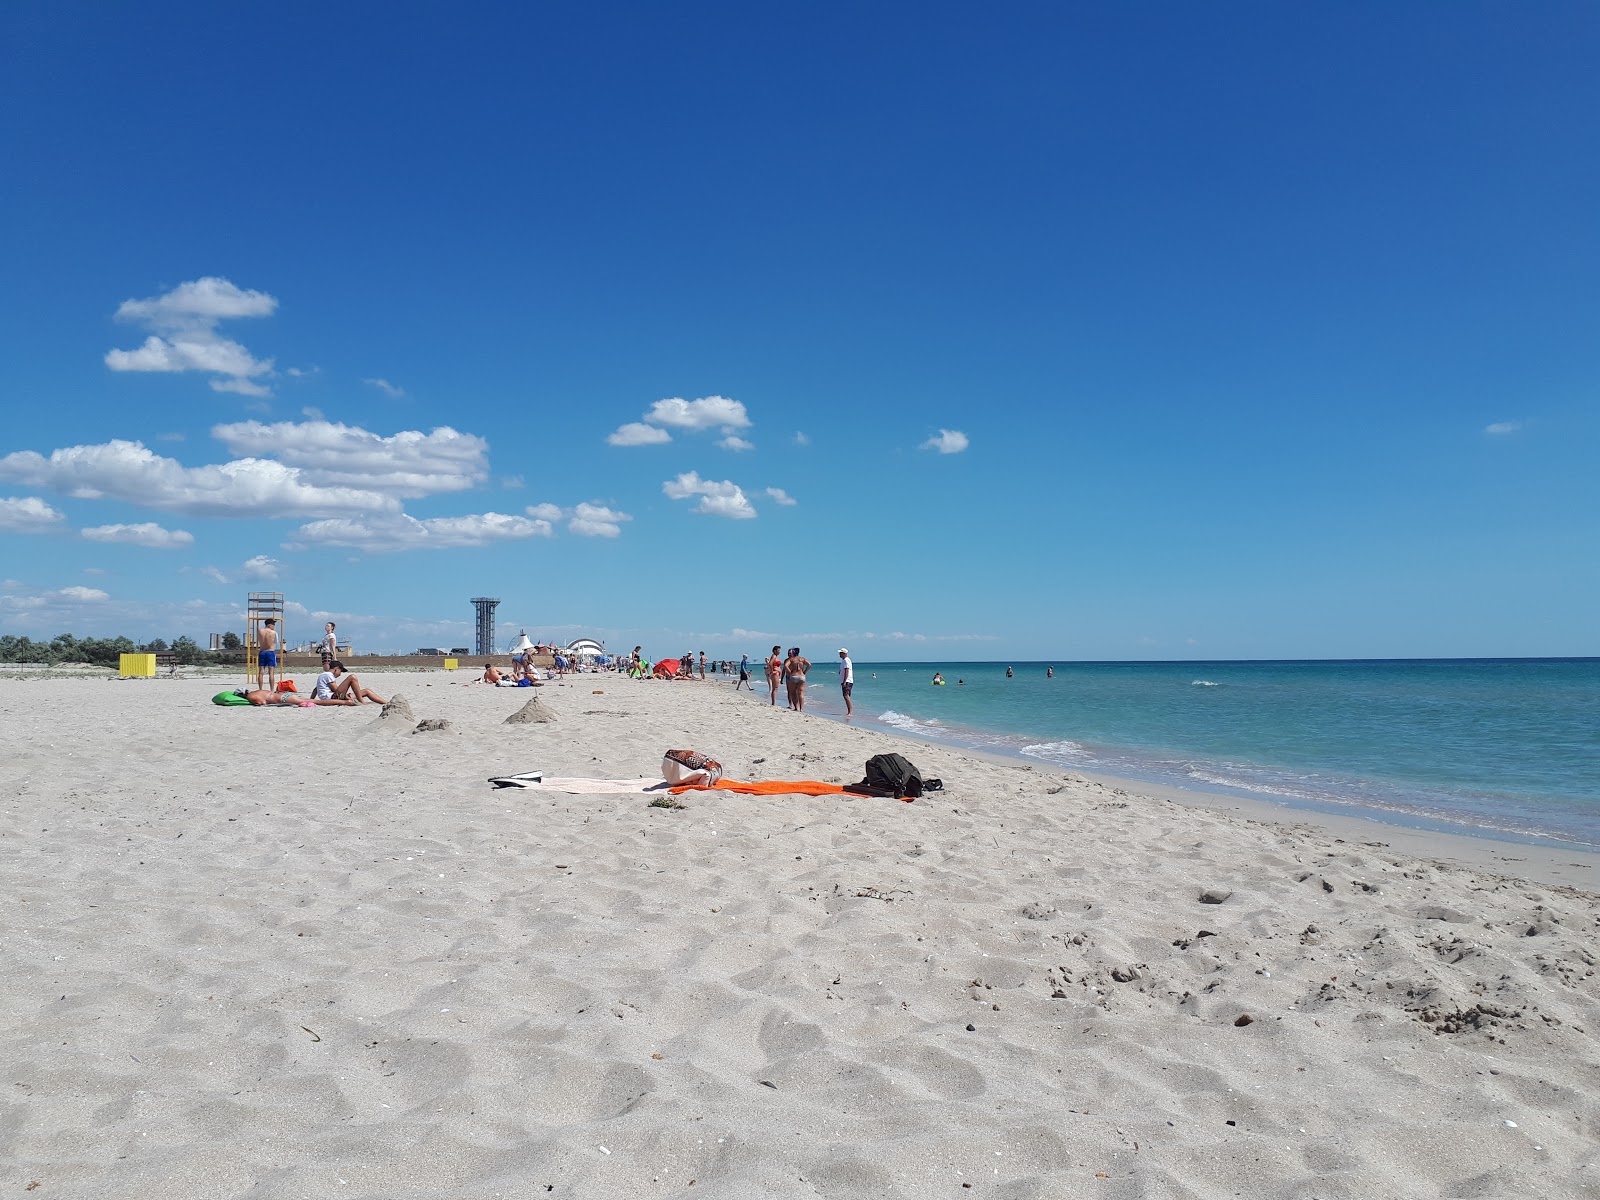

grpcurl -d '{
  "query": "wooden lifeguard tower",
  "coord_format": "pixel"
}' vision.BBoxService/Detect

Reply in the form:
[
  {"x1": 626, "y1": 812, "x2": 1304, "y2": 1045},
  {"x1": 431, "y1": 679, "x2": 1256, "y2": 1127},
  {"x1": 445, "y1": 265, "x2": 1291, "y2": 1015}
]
[{"x1": 245, "y1": 591, "x2": 286, "y2": 688}]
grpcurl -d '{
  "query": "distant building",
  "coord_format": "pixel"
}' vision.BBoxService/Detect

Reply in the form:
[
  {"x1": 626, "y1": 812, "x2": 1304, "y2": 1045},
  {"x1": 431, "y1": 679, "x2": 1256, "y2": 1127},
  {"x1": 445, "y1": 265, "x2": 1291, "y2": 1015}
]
[{"x1": 416, "y1": 647, "x2": 446, "y2": 656}]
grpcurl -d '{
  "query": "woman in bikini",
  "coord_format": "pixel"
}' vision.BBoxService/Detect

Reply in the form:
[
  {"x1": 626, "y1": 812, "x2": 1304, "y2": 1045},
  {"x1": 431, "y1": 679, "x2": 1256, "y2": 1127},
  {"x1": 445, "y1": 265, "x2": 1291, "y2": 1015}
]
[
  {"x1": 783, "y1": 647, "x2": 812, "y2": 711},
  {"x1": 766, "y1": 644, "x2": 784, "y2": 706}
]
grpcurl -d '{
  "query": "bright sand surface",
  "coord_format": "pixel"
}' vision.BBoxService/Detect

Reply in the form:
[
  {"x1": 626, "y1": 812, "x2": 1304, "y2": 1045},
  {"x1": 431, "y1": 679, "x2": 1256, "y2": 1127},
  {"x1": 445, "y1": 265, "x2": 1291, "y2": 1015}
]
[{"x1": 3, "y1": 672, "x2": 1598, "y2": 1198}]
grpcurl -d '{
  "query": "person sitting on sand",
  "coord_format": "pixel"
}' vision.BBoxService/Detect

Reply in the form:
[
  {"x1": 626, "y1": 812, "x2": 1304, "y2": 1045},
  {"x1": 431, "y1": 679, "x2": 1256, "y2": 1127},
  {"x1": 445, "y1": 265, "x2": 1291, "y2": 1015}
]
[
  {"x1": 311, "y1": 660, "x2": 386, "y2": 706},
  {"x1": 482, "y1": 663, "x2": 502, "y2": 684}
]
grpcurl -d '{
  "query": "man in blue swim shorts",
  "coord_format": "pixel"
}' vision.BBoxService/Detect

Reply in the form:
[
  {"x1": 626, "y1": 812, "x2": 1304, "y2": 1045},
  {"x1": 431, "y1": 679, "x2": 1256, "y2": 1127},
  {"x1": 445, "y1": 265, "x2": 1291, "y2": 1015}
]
[{"x1": 258, "y1": 618, "x2": 279, "y2": 690}]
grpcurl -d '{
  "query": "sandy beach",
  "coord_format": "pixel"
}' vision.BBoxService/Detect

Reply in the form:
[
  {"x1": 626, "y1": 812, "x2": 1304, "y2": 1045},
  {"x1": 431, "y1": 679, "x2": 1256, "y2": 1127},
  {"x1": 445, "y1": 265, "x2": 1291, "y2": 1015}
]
[{"x1": 3, "y1": 670, "x2": 1597, "y2": 1199}]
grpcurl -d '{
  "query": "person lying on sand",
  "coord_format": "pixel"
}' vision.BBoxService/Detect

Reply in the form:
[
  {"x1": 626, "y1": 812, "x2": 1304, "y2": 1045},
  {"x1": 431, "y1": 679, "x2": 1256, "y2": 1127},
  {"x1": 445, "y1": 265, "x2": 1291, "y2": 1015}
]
[
  {"x1": 311, "y1": 661, "x2": 386, "y2": 706},
  {"x1": 239, "y1": 688, "x2": 300, "y2": 706}
]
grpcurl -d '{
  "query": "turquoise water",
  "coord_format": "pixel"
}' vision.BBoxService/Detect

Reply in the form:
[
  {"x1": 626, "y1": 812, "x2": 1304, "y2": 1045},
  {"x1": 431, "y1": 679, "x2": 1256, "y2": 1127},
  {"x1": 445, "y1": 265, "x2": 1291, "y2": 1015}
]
[{"x1": 792, "y1": 659, "x2": 1600, "y2": 850}]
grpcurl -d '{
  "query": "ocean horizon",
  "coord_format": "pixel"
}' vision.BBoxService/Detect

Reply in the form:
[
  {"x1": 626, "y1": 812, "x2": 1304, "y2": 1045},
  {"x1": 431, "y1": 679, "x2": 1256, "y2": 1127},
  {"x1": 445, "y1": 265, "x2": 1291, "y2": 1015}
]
[{"x1": 787, "y1": 657, "x2": 1600, "y2": 851}]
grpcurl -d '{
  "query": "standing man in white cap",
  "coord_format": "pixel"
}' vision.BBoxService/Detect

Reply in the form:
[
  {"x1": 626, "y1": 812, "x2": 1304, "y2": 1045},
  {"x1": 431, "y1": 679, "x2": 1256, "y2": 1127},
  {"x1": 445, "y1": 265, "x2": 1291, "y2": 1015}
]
[{"x1": 838, "y1": 647, "x2": 854, "y2": 717}]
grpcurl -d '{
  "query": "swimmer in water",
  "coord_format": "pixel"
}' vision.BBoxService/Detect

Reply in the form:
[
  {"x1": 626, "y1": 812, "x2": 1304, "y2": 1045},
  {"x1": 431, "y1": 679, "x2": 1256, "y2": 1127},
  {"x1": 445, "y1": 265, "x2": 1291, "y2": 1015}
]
[
  {"x1": 957, "y1": 679, "x2": 964, "y2": 685},
  {"x1": 932, "y1": 672, "x2": 945, "y2": 685},
  {"x1": 1047, "y1": 665, "x2": 1054, "y2": 678},
  {"x1": 1006, "y1": 665, "x2": 1014, "y2": 678}
]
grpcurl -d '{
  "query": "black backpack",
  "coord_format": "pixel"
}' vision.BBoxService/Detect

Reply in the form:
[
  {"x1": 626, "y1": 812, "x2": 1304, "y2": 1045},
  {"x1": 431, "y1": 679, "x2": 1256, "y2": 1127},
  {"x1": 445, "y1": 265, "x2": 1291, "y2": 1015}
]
[{"x1": 847, "y1": 752, "x2": 925, "y2": 799}]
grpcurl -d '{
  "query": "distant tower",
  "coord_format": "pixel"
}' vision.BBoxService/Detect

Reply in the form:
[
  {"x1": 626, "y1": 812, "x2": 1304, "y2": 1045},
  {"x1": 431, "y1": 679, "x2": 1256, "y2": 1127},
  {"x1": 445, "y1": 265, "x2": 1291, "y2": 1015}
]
[{"x1": 470, "y1": 597, "x2": 500, "y2": 657}]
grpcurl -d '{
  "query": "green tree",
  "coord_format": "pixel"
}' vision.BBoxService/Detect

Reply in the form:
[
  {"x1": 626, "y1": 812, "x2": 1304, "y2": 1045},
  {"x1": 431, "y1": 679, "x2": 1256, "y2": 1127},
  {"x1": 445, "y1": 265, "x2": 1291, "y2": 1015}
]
[
  {"x1": 221, "y1": 631, "x2": 242, "y2": 651},
  {"x1": 171, "y1": 635, "x2": 200, "y2": 665}
]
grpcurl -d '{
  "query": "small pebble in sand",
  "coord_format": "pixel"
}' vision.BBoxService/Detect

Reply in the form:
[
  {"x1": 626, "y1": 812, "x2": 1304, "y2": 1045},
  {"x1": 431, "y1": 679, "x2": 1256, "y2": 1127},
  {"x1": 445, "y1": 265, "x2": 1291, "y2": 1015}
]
[
  {"x1": 966, "y1": 1023, "x2": 976, "y2": 1031},
  {"x1": 1199, "y1": 888, "x2": 1233, "y2": 904},
  {"x1": 1234, "y1": 1014, "x2": 1255, "y2": 1026}
]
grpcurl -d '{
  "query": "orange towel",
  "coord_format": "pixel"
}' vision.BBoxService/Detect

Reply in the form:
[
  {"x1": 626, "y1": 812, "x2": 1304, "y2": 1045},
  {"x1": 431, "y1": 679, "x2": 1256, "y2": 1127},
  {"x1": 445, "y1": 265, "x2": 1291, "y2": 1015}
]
[{"x1": 669, "y1": 778, "x2": 914, "y2": 801}]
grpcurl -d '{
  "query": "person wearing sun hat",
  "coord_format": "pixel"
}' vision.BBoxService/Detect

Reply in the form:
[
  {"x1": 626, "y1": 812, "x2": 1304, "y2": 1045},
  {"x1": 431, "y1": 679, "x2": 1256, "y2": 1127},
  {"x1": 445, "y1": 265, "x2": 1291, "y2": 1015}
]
[{"x1": 838, "y1": 647, "x2": 854, "y2": 716}]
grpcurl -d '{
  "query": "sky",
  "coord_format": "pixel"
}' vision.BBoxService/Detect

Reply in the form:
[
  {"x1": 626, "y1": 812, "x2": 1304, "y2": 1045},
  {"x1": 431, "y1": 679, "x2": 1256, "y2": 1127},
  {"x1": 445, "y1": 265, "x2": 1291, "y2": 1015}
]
[{"x1": 1, "y1": 1, "x2": 1596, "y2": 660}]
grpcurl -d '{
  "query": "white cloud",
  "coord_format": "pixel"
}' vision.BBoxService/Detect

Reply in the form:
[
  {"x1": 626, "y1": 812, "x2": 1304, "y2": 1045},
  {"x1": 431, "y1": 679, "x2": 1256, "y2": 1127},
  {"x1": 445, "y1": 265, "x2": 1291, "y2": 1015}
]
[
  {"x1": 568, "y1": 502, "x2": 631, "y2": 538},
  {"x1": 501, "y1": 474, "x2": 525, "y2": 489},
  {"x1": 645, "y1": 395, "x2": 750, "y2": 431},
  {"x1": 105, "y1": 277, "x2": 277, "y2": 396},
  {"x1": 83, "y1": 567, "x2": 107, "y2": 575},
  {"x1": 921, "y1": 428, "x2": 969, "y2": 454},
  {"x1": 365, "y1": 378, "x2": 406, "y2": 398},
  {"x1": 525, "y1": 501, "x2": 633, "y2": 538},
  {"x1": 301, "y1": 406, "x2": 324, "y2": 420},
  {"x1": 662, "y1": 471, "x2": 757, "y2": 519},
  {"x1": 0, "y1": 439, "x2": 397, "y2": 518},
  {"x1": 0, "y1": 496, "x2": 66, "y2": 533},
  {"x1": 287, "y1": 511, "x2": 554, "y2": 553},
  {"x1": 608, "y1": 422, "x2": 673, "y2": 447},
  {"x1": 211, "y1": 420, "x2": 487, "y2": 497},
  {"x1": 718, "y1": 435, "x2": 754, "y2": 452},
  {"x1": 81, "y1": 522, "x2": 195, "y2": 549},
  {"x1": 793, "y1": 431, "x2": 810, "y2": 446},
  {"x1": 764, "y1": 487, "x2": 797, "y2": 507},
  {"x1": 57, "y1": 585, "x2": 109, "y2": 602},
  {"x1": 194, "y1": 555, "x2": 282, "y2": 584},
  {"x1": 1485, "y1": 421, "x2": 1521, "y2": 435}
]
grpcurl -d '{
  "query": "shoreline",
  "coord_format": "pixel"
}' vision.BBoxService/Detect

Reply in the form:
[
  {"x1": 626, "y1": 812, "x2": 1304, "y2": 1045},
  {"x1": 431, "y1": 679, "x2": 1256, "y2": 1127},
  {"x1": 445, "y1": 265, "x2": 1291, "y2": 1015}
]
[{"x1": 777, "y1": 674, "x2": 1600, "y2": 885}]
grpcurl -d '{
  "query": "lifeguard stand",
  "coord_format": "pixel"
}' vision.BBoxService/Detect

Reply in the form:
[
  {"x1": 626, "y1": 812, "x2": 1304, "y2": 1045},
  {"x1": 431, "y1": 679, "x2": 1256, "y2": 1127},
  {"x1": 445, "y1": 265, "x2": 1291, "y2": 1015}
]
[{"x1": 245, "y1": 591, "x2": 286, "y2": 688}]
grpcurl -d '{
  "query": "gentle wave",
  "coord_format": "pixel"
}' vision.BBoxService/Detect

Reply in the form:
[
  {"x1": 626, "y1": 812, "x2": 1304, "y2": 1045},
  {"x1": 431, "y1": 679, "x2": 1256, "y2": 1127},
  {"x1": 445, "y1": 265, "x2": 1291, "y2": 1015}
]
[
  {"x1": 1019, "y1": 739, "x2": 1091, "y2": 765},
  {"x1": 877, "y1": 709, "x2": 945, "y2": 736},
  {"x1": 1191, "y1": 680, "x2": 1221, "y2": 687}
]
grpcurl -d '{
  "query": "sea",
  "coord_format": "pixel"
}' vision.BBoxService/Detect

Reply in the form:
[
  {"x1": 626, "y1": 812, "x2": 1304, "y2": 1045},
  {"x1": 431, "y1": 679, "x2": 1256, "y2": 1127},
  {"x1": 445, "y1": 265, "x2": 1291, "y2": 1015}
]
[{"x1": 790, "y1": 659, "x2": 1600, "y2": 851}]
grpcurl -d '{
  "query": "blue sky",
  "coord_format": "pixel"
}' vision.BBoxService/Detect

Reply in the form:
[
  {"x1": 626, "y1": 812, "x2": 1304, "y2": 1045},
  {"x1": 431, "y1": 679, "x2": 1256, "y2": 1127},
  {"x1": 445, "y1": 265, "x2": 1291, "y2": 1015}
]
[{"x1": 2, "y1": 2, "x2": 1596, "y2": 659}]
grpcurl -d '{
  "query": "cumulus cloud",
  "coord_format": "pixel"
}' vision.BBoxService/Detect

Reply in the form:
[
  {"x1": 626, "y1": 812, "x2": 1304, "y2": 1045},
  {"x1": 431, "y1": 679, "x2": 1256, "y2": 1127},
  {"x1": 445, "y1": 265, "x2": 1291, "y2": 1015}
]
[
  {"x1": 607, "y1": 422, "x2": 673, "y2": 447},
  {"x1": 610, "y1": 395, "x2": 752, "y2": 446},
  {"x1": 105, "y1": 277, "x2": 277, "y2": 397},
  {"x1": 211, "y1": 420, "x2": 487, "y2": 496},
  {"x1": 568, "y1": 502, "x2": 631, "y2": 538},
  {"x1": 287, "y1": 511, "x2": 554, "y2": 553},
  {"x1": 525, "y1": 502, "x2": 632, "y2": 538},
  {"x1": 81, "y1": 522, "x2": 195, "y2": 549},
  {"x1": 764, "y1": 487, "x2": 797, "y2": 507},
  {"x1": 0, "y1": 439, "x2": 397, "y2": 518},
  {"x1": 195, "y1": 555, "x2": 282, "y2": 583},
  {"x1": 57, "y1": 585, "x2": 109, "y2": 602},
  {"x1": 921, "y1": 428, "x2": 969, "y2": 454},
  {"x1": 0, "y1": 496, "x2": 66, "y2": 533},
  {"x1": 662, "y1": 471, "x2": 757, "y2": 519},
  {"x1": 645, "y1": 395, "x2": 750, "y2": 431},
  {"x1": 1485, "y1": 421, "x2": 1521, "y2": 435},
  {"x1": 365, "y1": 378, "x2": 406, "y2": 398}
]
